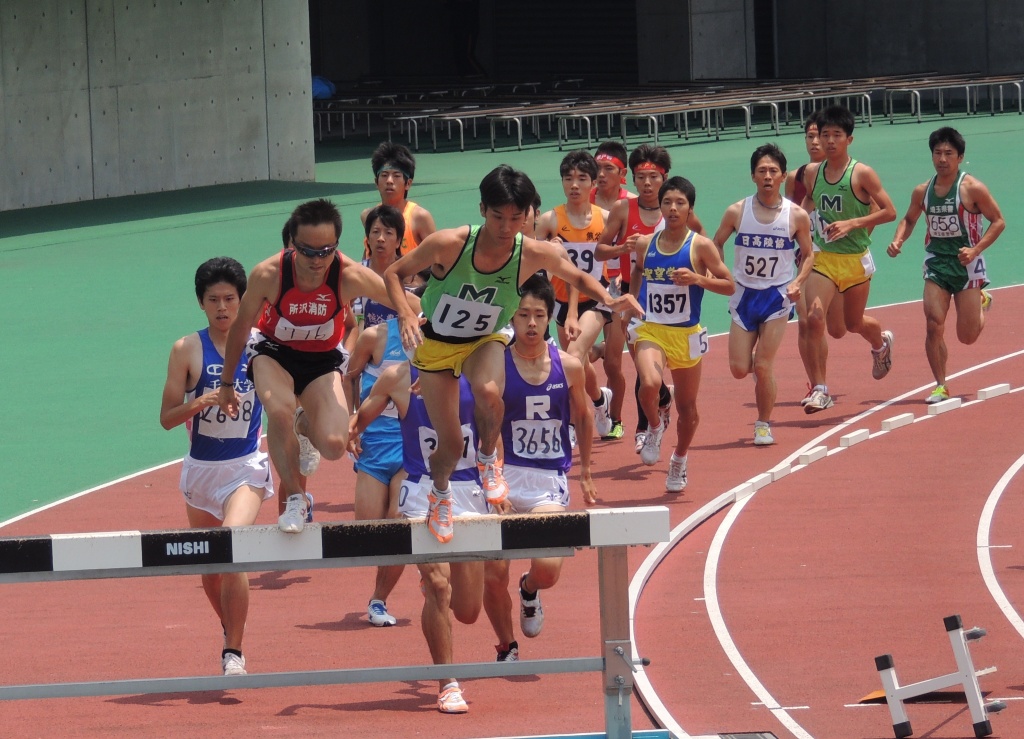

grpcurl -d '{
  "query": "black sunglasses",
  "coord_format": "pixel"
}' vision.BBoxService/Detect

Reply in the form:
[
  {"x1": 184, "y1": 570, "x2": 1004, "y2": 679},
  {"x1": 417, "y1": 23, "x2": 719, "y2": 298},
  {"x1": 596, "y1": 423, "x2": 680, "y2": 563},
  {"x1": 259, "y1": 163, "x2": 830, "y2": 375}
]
[{"x1": 293, "y1": 240, "x2": 339, "y2": 259}]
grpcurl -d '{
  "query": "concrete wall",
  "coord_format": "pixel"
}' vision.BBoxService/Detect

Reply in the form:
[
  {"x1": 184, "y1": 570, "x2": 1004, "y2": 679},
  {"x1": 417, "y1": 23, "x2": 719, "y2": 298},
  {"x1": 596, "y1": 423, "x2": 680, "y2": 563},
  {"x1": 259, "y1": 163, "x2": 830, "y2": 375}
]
[
  {"x1": 0, "y1": 0, "x2": 313, "y2": 212},
  {"x1": 691, "y1": 0, "x2": 756, "y2": 80},
  {"x1": 776, "y1": 0, "x2": 1024, "y2": 79},
  {"x1": 636, "y1": 0, "x2": 691, "y2": 84}
]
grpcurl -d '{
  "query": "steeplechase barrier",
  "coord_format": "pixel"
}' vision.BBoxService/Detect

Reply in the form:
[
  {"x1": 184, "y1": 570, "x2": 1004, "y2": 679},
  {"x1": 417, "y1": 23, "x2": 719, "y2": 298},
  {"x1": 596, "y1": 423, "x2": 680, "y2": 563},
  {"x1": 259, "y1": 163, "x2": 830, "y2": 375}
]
[{"x1": 0, "y1": 506, "x2": 670, "y2": 739}]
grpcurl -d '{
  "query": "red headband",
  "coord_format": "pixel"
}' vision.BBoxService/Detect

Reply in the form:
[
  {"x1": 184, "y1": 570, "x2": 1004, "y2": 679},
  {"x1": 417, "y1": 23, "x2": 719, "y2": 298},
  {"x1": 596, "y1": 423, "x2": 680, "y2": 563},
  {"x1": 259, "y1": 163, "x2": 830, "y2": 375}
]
[
  {"x1": 634, "y1": 161, "x2": 667, "y2": 175},
  {"x1": 595, "y1": 153, "x2": 626, "y2": 170}
]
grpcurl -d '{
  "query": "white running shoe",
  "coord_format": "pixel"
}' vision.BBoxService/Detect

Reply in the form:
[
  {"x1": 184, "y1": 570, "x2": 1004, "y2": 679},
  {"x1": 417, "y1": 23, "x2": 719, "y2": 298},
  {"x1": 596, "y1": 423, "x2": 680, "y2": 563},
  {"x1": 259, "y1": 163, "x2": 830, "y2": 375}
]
[
  {"x1": 293, "y1": 407, "x2": 321, "y2": 477},
  {"x1": 278, "y1": 493, "x2": 309, "y2": 533},
  {"x1": 222, "y1": 652, "x2": 246, "y2": 676},
  {"x1": 753, "y1": 421, "x2": 775, "y2": 446},
  {"x1": 634, "y1": 432, "x2": 646, "y2": 454},
  {"x1": 666, "y1": 453, "x2": 687, "y2": 492},
  {"x1": 594, "y1": 387, "x2": 613, "y2": 438},
  {"x1": 872, "y1": 330, "x2": 894, "y2": 380},
  {"x1": 367, "y1": 599, "x2": 397, "y2": 627},
  {"x1": 640, "y1": 423, "x2": 664, "y2": 466},
  {"x1": 519, "y1": 574, "x2": 544, "y2": 638},
  {"x1": 438, "y1": 683, "x2": 469, "y2": 713},
  {"x1": 658, "y1": 384, "x2": 674, "y2": 430},
  {"x1": 803, "y1": 388, "x2": 834, "y2": 414}
]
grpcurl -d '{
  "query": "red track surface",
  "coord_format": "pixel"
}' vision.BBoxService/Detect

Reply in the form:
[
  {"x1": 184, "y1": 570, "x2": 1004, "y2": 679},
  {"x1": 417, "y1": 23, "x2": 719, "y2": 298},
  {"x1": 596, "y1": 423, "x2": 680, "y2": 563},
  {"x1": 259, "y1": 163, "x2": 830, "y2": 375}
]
[{"x1": 4, "y1": 289, "x2": 1024, "y2": 738}]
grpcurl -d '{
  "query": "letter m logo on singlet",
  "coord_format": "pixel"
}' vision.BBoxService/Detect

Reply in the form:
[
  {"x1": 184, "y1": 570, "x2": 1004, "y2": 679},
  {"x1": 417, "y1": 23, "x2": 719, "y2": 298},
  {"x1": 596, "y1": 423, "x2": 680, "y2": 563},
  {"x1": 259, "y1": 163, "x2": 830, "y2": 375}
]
[
  {"x1": 457, "y1": 284, "x2": 497, "y2": 303},
  {"x1": 819, "y1": 194, "x2": 842, "y2": 213}
]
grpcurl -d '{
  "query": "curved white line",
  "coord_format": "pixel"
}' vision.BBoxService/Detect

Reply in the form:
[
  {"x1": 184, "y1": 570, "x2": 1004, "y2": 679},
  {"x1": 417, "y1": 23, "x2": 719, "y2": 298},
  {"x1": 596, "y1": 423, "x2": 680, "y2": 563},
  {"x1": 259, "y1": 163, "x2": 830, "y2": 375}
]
[
  {"x1": 632, "y1": 347, "x2": 1024, "y2": 738},
  {"x1": 977, "y1": 453, "x2": 1024, "y2": 639}
]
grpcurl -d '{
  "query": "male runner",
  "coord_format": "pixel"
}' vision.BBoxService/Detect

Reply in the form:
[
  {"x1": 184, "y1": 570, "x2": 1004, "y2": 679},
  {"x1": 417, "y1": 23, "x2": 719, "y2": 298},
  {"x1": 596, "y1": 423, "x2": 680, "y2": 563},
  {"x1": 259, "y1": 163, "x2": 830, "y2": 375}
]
[
  {"x1": 483, "y1": 276, "x2": 596, "y2": 662},
  {"x1": 713, "y1": 144, "x2": 814, "y2": 445},
  {"x1": 799, "y1": 105, "x2": 897, "y2": 412},
  {"x1": 360, "y1": 141, "x2": 436, "y2": 257},
  {"x1": 218, "y1": 199, "x2": 407, "y2": 533},
  {"x1": 535, "y1": 149, "x2": 615, "y2": 439},
  {"x1": 160, "y1": 257, "x2": 274, "y2": 676},
  {"x1": 383, "y1": 165, "x2": 641, "y2": 543},
  {"x1": 629, "y1": 177, "x2": 734, "y2": 491},
  {"x1": 354, "y1": 361, "x2": 487, "y2": 713},
  {"x1": 886, "y1": 126, "x2": 1004, "y2": 403}
]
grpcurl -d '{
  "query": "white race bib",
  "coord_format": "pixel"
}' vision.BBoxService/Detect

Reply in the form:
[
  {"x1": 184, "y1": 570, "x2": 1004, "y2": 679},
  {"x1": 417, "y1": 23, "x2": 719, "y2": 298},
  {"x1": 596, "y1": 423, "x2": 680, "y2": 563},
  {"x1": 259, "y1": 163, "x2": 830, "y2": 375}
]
[
  {"x1": 687, "y1": 327, "x2": 709, "y2": 359},
  {"x1": 272, "y1": 316, "x2": 336, "y2": 343},
  {"x1": 418, "y1": 423, "x2": 475, "y2": 471},
  {"x1": 196, "y1": 386, "x2": 257, "y2": 439},
  {"x1": 510, "y1": 419, "x2": 564, "y2": 460},
  {"x1": 926, "y1": 212, "x2": 963, "y2": 239},
  {"x1": 430, "y1": 293, "x2": 503, "y2": 338},
  {"x1": 563, "y1": 242, "x2": 603, "y2": 281},
  {"x1": 645, "y1": 282, "x2": 691, "y2": 324}
]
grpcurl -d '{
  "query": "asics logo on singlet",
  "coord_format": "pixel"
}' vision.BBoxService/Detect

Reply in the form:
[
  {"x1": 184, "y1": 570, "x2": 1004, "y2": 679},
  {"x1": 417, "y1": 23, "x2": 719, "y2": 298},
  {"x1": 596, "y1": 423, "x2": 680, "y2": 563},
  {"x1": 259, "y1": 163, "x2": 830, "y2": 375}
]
[
  {"x1": 545, "y1": 383, "x2": 564, "y2": 391},
  {"x1": 771, "y1": 225, "x2": 788, "y2": 233}
]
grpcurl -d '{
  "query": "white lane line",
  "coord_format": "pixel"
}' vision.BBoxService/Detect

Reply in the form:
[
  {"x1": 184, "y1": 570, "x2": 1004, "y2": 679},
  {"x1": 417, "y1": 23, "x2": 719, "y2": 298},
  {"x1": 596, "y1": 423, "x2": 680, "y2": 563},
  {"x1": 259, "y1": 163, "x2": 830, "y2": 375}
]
[
  {"x1": 632, "y1": 349, "x2": 1024, "y2": 738},
  {"x1": 705, "y1": 493, "x2": 815, "y2": 739},
  {"x1": 977, "y1": 452, "x2": 1024, "y2": 640}
]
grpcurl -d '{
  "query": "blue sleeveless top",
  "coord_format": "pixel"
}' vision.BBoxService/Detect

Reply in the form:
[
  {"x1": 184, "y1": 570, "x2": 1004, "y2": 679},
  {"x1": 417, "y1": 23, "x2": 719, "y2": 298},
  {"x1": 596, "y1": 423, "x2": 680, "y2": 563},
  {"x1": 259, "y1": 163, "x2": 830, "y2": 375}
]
[
  {"x1": 400, "y1": 367, "x2": 480, "y2": 484},
  {"x1": 187, "y1": 328, "x2": 262, "y2": 461},
  {"x1": 636, "y1": 230, "x2": 703, "y2": 328},
  {"x1": 358, "y1": 319, "x2": 405, "y2": 442}
]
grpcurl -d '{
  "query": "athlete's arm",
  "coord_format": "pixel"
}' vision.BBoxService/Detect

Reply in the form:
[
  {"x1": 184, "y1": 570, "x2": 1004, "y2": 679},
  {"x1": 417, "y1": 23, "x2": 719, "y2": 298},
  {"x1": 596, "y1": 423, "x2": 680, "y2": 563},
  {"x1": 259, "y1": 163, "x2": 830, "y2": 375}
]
[
  {"x1": 412, "y1": 205, "x2": 437, "y2": 243},
  {"x1": 961, "y1": 177, "x2": 1006, "y2": 261},
  {"x1": 343, "y1": 322, "x2": 382, "y2": 404},
  {"x1": 688, "y1": 210, "x2": 707, "y2": 237},
  {"x1": 886, "y1": 183, "x2": 928, "y2": 257},
  {"x1": 711, "y1": 201, "x2": 743, "y2": 260},
  {"x1": 595, "y1": 199, "x2": 637, "y2": 261},
  {"x1": 679, "y1": 235, "x2": 735, "y2": 296},
  {"x1": 534, "y1": 209, "x2": 558, "y2": 241},
  {"x1": 217, "y1": 259, "x2": 276, "y2": 415},
  {"x1": 524, "y1": 238, "x2": 643, "y2": 318},
  {"x1": 628, "y1": 234, "x2": 652, "y2": 305},
  {"x1": 160, "y1": 334, "x2": 214, "y2": 430},
  {"x1": 562, "y1": 351, "x2": 596, "y2": 505},
  {"x1": 351, "y1": 362, "x2": 411, "y2": 436},
  {"x1": 825, "y1": 164, "x2": 896, "y2": 240},
  {"x1": 789, "y1": 208, "x2": 815, "y2": 300}
]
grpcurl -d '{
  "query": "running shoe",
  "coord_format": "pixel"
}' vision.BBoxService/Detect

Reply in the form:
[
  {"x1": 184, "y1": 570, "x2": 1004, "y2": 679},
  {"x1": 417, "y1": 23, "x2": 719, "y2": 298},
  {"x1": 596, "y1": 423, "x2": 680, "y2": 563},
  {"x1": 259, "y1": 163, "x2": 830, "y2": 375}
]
[
  {"x1": 304, "y1": 492, "x2": 314, "y2": 523},
  {"x1": 496, "y1": 641, "x2": 520, "y2": 662},
  {"x1": 803, "y1": 388, "x2": 834, "y2": 414},
  {"x1": 753, "y1": 421, "x2": 775, "y2": 446},
  {"x1": 438, "y1": 683, "x2": 469, "y2": 714},
  {"x1": 278, "y1": 493, "x2": 309, "y2": 533},
  {"x1": 640, "y1": 423, "x2": 664, "y2": 466},
  {"x1": 981, "y1": 289, "x2": 993, "y2": 313},
  {"x1": 293, "y1": 407, "x2": 321, "y2": 477},
  {"x1": 594, "y1": 387, "x2": 614, "y2": 437},
  {"x1": 658, "y1": 385, "x2": 674, "y2": 430},
  {"x1": 222, "y1": 651, "x2": 247, "y2": 676},
  {"x1": 871, "y1": 330, "x2": 894, "y2": 380},
  {"x1": 926, "y1": 385, "x2": 950, "y2": 405},
  {"x1": 519, "y1": 573, "x2": 544, "y2": 638},
  {"x1": 367, "y1": 599, "x2": 397, "y2": 627},
  {"x1": 478, "y1": 456, "x2": 509, "y2": 505},
  {"x1": 800, "y1": 384, "x2": 815, "y2": 407},
  {"x1": 427, "y1": 487, "x2": 454, "y2": 544},
  {"x1": 602, "y1": 420, "x2": 624, "y2": 441},
  {"x1": 634, "y1": 432, "x2": 647, "y2": 454},
  {"x1": 666, "y1": 453, "x2": 688, "y2": 493}
]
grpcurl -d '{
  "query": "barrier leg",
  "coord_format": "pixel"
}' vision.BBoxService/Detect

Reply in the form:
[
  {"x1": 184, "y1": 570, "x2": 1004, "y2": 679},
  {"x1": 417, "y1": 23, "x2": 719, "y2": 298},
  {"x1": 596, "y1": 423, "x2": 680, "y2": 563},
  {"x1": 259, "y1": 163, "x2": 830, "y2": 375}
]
[{"x1": 599, "y1": 546, "x2": 632, "y2": 739}]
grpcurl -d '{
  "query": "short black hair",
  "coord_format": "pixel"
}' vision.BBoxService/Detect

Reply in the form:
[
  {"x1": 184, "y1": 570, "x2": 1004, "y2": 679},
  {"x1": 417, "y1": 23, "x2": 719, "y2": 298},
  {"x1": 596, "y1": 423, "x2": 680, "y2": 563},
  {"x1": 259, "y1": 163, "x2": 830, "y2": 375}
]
[
  {"x1": 595, "y1": 140, "x2": 628, "y2": 166},
  {"x1": 559, "y1": 149, "x2": 598, "y2": 180},
  {"x1": 364, "y1": 204, "x2": 407, "y2": 247},
  {"x1": 817, "y1": 105, "x2": 855, "y2": 136},
  {"x1": 750, "y1": 143, "x2": 787, "y2": 174},
  {"x1": 929, "y1": 127, "x2": 966, "y2": 156},
  {"x1": 479, "y1": 165, "x2": 537, "y2": 211},
  {"x1": 370, "y1": 141, "x2": 416, "y2": 181},
  {"x1": 803, "y1": 110, "x2": 821, "y2": 132},
  {"x1": 518, "y1": 273, "x2": 555, "y2": 319},
  {"x1": 281, "y1": 217, "x2": 294, "y2": 248},
  {"x1": 195, "y1": 257, "x2": 246, "y2": 302},
  {"x1": 659, "y1": 176, "x2": 696, "y2": 207},
  {"x1": 289, "y1": 199, "x2": 342, "y2": 241}
]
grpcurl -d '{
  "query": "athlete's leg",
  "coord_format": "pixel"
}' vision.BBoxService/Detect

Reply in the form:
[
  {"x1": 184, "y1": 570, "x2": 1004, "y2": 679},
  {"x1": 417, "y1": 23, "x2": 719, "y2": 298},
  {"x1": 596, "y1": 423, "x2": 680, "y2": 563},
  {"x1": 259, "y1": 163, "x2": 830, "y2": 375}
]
[
  {"x1": 826, "y1": 288, "x2": 848, "y2": 339},
  {"x1": 355, "y1": 471, "x2": 406, "y2": 604},
  {"x1": 418, "y1": 370, "x2": 466, "y2": 489},
  {"x1": 297, "y1": 371, "x2": 350, "y2": 461},
  {"x1": 449, "y1": 560, "x2": 484, "y2": 624},
  {"x1": 251, "y1": 355, "x2": 303, "y2": 507},
  {"x1": 522, "y1": 503, "x2": 566, "y2": 591},
  {"x1": 752, "y1": 316, "x2": 789, "y2": 422},
  {"x1": 727, "y1": 321, "x2": 757, "y2": 380},
  {"x1": 923, "y1": 280, "x2": 953, "y2": 386},
  {"x1": 841, "y1": 280, "x2": 885, "y2": 350},
  {"x1": 461, "y1": 340, "x2": 507, "y2": 458},
  {"x1": 802, "y1": 272, "x2": 838, "y2": 386},
  {"x1": 567, "y1": 310, "x2": 607, "y2": 402},
  {"x1": 669, "y1": 361, "x2": 702, "y2": 458},
  {"x1": 418, "y1": 560, "x2": 455, "y2": 690},
  {"x1": 634, "y1": 341, "x2": 667, "y2": 430},
  {"x1": 953, "y1": 286, "x2": 985, "y2": 345},
  {"x1": 483, "y1": 558, "x2": 514, "y2": 646},
  {"x1": 601, "y1": 318, "x2": 627, "y2": 422}
]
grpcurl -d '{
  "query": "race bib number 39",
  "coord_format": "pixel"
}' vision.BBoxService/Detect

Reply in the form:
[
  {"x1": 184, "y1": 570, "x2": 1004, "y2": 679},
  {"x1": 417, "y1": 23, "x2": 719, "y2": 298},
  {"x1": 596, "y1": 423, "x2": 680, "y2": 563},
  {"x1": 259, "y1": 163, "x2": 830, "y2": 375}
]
[
  {"x1": 431, "y1": 293, "x2": 503, "y2": 338},
  {"x1": 564, "y1": 242, "x2": 603, "y2": 281}
]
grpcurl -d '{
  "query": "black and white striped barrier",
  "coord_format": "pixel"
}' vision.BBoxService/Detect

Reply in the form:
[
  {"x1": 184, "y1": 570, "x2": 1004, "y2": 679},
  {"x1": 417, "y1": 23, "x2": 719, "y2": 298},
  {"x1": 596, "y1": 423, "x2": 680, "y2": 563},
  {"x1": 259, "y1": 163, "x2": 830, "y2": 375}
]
[
  {"x1": 875, "y1": 614, "x2": 1006, "y2": 738},
  {"x1": 0, "y1": 507, "x2": 668, "y2": 739}
]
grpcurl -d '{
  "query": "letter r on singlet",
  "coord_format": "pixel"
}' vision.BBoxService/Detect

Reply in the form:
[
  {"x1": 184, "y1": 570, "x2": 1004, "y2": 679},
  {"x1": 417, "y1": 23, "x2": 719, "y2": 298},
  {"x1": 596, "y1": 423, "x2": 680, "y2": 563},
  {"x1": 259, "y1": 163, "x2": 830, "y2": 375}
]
[{"x1": 526, "y1": 396, "x2": 551, "y2": 420}]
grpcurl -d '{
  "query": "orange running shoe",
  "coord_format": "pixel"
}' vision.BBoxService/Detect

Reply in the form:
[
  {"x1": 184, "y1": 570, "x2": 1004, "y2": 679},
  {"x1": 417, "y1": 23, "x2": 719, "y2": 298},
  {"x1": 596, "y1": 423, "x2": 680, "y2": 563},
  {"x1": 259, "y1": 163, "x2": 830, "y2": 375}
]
[
  {"x1": 478, "y1": 455, "x2": 509, "y2": 505},
  {"x1": 427, "y1": 487, "x2": 453, "y2": 543}
]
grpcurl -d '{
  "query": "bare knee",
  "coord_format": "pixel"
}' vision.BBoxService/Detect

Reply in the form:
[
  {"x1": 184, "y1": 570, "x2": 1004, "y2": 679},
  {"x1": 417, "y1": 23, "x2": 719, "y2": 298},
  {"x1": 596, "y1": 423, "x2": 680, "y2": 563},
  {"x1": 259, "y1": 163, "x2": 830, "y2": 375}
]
[
  {"x1": 729, "y1": 360, "x2": 750, "y2": 380},
  {"x1": 752, "y1": 359, "x2": 773, "y2": 384},
  {"x1": 319, "y1": 431, "x2": 348, "y2": 461},
  {"x1": 452, "y1": 599, "x2": 482, "y2": 625},
  {"x1": 484, "y1": 563, "x2": 510, "y2": 595}
]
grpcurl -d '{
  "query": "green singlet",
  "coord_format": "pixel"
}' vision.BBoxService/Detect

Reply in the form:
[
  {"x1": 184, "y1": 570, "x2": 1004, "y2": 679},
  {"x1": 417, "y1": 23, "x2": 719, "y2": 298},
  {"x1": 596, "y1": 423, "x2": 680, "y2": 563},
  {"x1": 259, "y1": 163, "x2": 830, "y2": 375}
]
[
  {"x1": 420, "y1": 225, "x2": 523, "y2": 343},
  {"x1": 811, "y1": 158, "x2": 872, "y2": 255}
]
